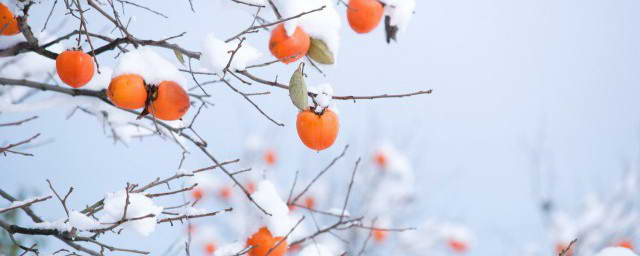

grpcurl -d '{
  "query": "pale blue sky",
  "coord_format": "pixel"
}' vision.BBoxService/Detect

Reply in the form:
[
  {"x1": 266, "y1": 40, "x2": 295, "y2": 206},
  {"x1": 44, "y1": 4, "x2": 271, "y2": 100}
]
[{"x1": 3, "y1": 0, "x2": 640, "y2": 255}]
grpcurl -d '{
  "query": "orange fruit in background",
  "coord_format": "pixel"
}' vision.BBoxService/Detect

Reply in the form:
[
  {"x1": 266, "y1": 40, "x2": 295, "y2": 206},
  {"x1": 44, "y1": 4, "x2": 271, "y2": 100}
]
[
  {"x1": 449, "y1": 239, "x2": 469, "y2": 253},
  {"x1": 304, "y1": 196, "x2": 315, "y2": 210},
  {"x1": 617, "y1": 240, "x2": 634, "y2": 250},
  {"x1": 269, "y1": 24, "x2": 310, "y2": 64},
  {"x1": 204, "y1": 242, "x2": 216, "y2": 255},
  {"x1": 0, "y1": 3, "x2": 19, "y2": 36},
  {"x1": 373, "y1": 229, "x2": 387, "y2": 243},
  {"x1": 246, "y1": 227, "x2": 287, "y2": 256},
  {"x1": 347, "y1": 0, "x2": 384, "y2": 34},
  {"x1": 374, "y1": 151, "x2": 387, "y2": 168},
  {"x1": 219, "y1": 186, "x2": 232, "y2": 200},
  {"x1": 149, "y1": 81, "x2": 190, "y2": 121},
  {"x1": 191, "y1": 187, "x2": 204, "y2": 200},
  {"x1": 555, "y1": 243, "x2": 573, "y2": 256},
  {"x1": 264, "y1": 149, "x2": 277, "y2": 165},
  {"x1": 107, "y1": 74, "x2": 147, "y2": 109},
  {"x1": 56, "y1": 50, "x2": 95, "y2": 88},
  {"x1": 296, "y1": 109, "x2": 339, "y2": 151},
  {"x1": 246, "y1": 182, "x2": 256, "y2": 194}
]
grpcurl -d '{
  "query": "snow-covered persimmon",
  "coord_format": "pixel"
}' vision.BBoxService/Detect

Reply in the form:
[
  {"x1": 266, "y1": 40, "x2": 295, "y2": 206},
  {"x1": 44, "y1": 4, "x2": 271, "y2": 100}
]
[
  {"x1": 448, "y1": 239, "x2": 469, "y2": 253},
  {"x1": 191, "y1": 187, "x2": 204, "y2": 200},
  {"x1": 269, "y1": 24, "x2": 310, "y2": 64},
  {"x1": 617, "y1": 240, "x2": 634, "y2": 250},
  {"x1": 246, "y1": 227, "x2": 287, "y2": 256},
  {"x1": 296, "y1": 109, "x2": 339, "y2": 151},
  {"x1": 264, "y1": 149, "x2": 277, "y2": 166},
  {"x1": 0, "y1": 3, "x2": 19, "y2": 36},
  {"x1": 347, "y1": 0, "x2": 384, "y2": 34},
  {"x1": 149, "y1": 81, "x2": 190, "y2": 121},
  {"x1": 107, "y1": 74, "x2": 147, "y2": 109},
  {"x1": 373, "y1": 229, "x2": 387, "y2": 243},
  {"x1": 56, "y1": 50, "x2": 95, "y2": 88},
  {"x1": 204, "y1": 242, "x2": 216, "y2": 255}
]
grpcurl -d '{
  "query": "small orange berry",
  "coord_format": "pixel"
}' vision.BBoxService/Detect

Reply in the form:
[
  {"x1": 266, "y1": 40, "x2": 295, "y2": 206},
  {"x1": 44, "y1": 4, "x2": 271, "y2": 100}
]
[
  {"x1": 246, "y1": 227, "x2": 287, "y2": 256},
  {"x1": 449, "y1": 239, "x2": 469, "y2": 254},
  {"x1": 347, "y1": 0, "x2": 384, "y2": 34},
  {"x1": 219, "y1": 186, "x2": 232, "y2": 200},
  {"x1": 107, "y1": 74, "x2": 147, "y2": 109},
  {"x1": 204, "y1": 242, "x2": 216, "y2": 255},
  {"x1": 149, "y1": 81, "x2": 190, "y2": 121},
  {"x1": 373, "y1": 229, "x2": 387, "y2": 243},
  {"x1": 191, "y1": 188, "x2": 204, "y2": 200},
  {"x1": 56, "y1": 50, "x2": 95, "y2": 88},
  {"x1": 304, "y1": 197, "x2": 315, "y2": 210},
  {"x1": 269, "y1": 24, "x2": 310, "y2": 64},
  {"x1": 296, "y1": 109, "x2": 339, "y2": 151},
  {"x1": 374, "y1": 151, "x2": 387, "y2": 168},
  {"x1": 264, "y1": 149, "x2": 277, "y2": 166},
  {"x1": 0, "y1": 3, "x2": 20, "y2": 36}
]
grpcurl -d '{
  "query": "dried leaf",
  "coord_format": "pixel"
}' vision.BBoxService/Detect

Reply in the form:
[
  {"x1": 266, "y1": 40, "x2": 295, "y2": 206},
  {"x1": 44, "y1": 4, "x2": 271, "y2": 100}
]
[
  {"x1": 307, "y1": 38, "x2": 335, "y2": 65},
  {"x1": 289, "y1": 63, "x2": 308, "y2": 111}
]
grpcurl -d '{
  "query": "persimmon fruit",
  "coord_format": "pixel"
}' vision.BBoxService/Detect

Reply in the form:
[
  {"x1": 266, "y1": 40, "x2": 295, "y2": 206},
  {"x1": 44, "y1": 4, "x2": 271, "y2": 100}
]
[
  {"x1": 448, "y1": 239, "x2": 469, "y2": 253},
  {"x1": 617, "y1": 240, "x2": 634, "y2": 250},
  {"x1": 373, "y1": 229, "x2": 387, "y2": 243},
  {"x1": 204, "y1": 242, "x2": 216, "y2": 255},
  {"x1": 219, "y1": 186, "x2": 232, "y2": 200},
  {"x1": 149, "y1": 81, "x2": 190, "y2": 121},
  {"x1": 264, "y1": 149, "x2": 277, "y2": 166},
  {"x1": 347, "y1": 0, "x2": 384, "y2": 34},
  {"x1": 56, "y1": 50, "x2": 95, "y2": 88},
  {"x1": 0, "y1": 3, "x2": 19, "y2": 36},
  {"x1": 296, "y1": 109, "x2": 339, "y2": 151},
  {"x1": 374, "y1": 151, "x2": 388, "y2": 168},
  {"x1": 304, "y1": 196, "x2": 315, "y2": 210},
  {"x1": 191, "y1": 187, "x2": 204, "y2": 200},
  {"x1": 269, "y1": 24, "x2": 310, "y2": 64},
  {"x1": 107, "y1": 74, "x2": 147, "y2": 110},
  {"x1": 246, "y1": 227, "x2": 287, "y2": 256}
]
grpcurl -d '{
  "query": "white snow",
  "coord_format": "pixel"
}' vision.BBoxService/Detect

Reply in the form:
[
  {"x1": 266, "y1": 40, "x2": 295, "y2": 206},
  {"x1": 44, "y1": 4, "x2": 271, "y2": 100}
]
[
  {"x1": 297, "y1": 0, "x2": 342, "y2": 58},
  {"x1": 0, "y1": 195, "x2": 51, "y2": 212},
  {"x1": 214, "y1": 242, "x2": 246, "y2": 256},
  {"x1": 33, "y1": 219, "x2": 72, "y2": 233},
  {"x1": 69, "y1": 210, "x2": 104, "y2": 231},
  {"x1": 112, "y1": 46, "x2": 188, "y2": 88},
  {"x1": 249, "y1": 180, "x2": 294, "y2": 237},
  {"x1": 99, "y1": 189, "x2": 163, "y2": 237},
  {"x1": 177, "y1": 168, "x2": 194, "y2": 176},
  {"x1": 200, "y1": 34, "x2": 262, "y2": 73},
  {"x1": 596, "y1": 247, "x2": 638, "y2": 256},
  {"x1": 307, "y1": 83, "x2": 334, "y2": 114},
  {"x1": 381, "y1": 0, "x2": 416, "y2": 33}
]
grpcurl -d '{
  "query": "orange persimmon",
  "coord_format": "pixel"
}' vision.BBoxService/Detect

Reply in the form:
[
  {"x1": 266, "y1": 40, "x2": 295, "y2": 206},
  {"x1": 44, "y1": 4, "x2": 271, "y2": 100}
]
[
  {"x1": 149, "y1": 81, "x2": 190, "y2": 121},
  {"x1": 617, "y1": 240, "x2": 634, "y2": 250},
  {"x1": 448, "y1": 239, "x2": 469, "y2": 253},
  {"x1": 264, "y1": 149, "x2": 277, "y2": 166},
  {"x1": 296, "y1": 109, "x2": 339, "y2": 151},
  {"x1": 246, "y1": 227, "x2": 287, "y2": 256},
  {"x1": 347, "y1": 0, "x2": 384, "y2": 34},
  {"x1": 373, "y1": 229, "x2": 388, "y2": 243},
  {"x1": 0, "y1": 3, "x2": 19, "y2": 36},
  {"x1": 304, "y1": 196, "x2": 315, "y2": 210},
  {"x1": 219, "y1": 186, "x2": 232, "y2": 200},
  {"x1": 191, "y1": 187, "x2": 204, "y2": 200},
  {"x1": 269, "y1": 24, "x2": 310, "y2": 64},
  {"x1": 107, "y1": 74, "x2": 147, "y2": 109},
  {"x1": 374, "y1": 150, "x2": 387, "y2": 168},
  {"x1": 204, "y1": 242, "x2": 216, "y2": 255},
  {"x1": 56, "y1": 50, "x2": 95, "y2": 88}
]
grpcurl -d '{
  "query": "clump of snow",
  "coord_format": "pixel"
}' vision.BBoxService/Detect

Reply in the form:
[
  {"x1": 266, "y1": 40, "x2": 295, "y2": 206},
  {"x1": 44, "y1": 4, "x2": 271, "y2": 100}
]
[
  {"x1": 112, "y1": 46, "x2": 188, "y2": 88},
  {"x1": 214, "y1": 242, "x2": 246, "y2": 256},
  {"x1": 99, "y1": 189, "x2": 163, "y2": 237},
  {"x1": 33, "y1": 219, "x2": 72, "y2": 233},
  {"x1": 177, "y1": 168, "x2": 194, "y2": 176},
  {"x1": 596, "y1": 247, "x2": 638, "y2": 256},
  {"x1": 298, "y1": 0, "x2": 342, "y2": 58},
  {"x1": 381, "y1": 0, "x2": 416, "y2": 33},
  {"x1": 200, "y1": 34, "x2": 262, "y2": 73},
  {"x1": 179, "y1": 206, "x2": 211, "y2": 216},
  {"x1": 69, "y1": 211, "x2": 103, "y2": 231},
  {"x1": 307, "y1": 83, "x2": 334, "y2": 114},
  {"x1": 249, "y1": 180, "x2": 294, "y2": 237}
]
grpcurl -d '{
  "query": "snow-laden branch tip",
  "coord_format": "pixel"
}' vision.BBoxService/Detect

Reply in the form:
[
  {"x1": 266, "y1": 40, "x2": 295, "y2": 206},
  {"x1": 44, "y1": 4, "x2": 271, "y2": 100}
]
[{"x1": 0, "y1": 194, "x2": 52, "y2": 214}]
